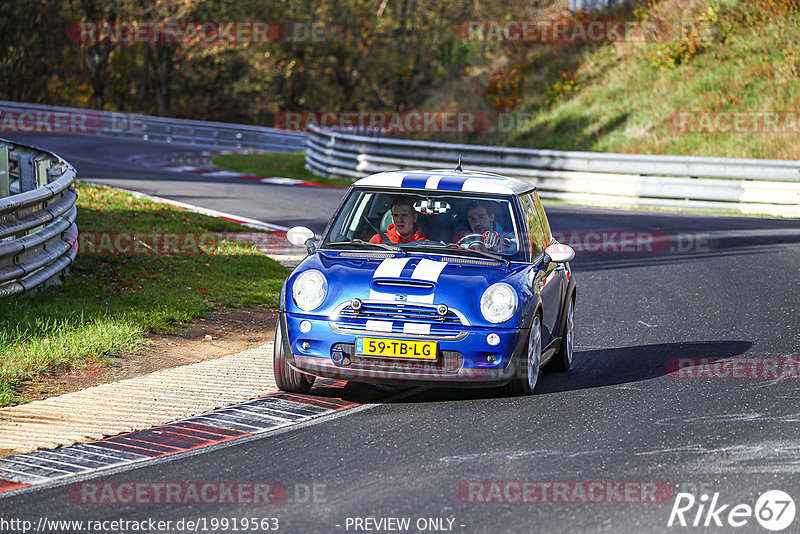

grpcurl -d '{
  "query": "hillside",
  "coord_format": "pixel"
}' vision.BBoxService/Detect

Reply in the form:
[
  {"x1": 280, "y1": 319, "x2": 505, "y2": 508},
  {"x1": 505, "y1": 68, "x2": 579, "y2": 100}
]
[{"x1": 426, "y1": 0, "x2": 800, "y2": 160}]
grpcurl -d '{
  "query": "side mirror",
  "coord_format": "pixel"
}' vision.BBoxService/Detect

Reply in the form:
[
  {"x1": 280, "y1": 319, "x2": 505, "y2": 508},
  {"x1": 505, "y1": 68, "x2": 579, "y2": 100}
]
[
  {"x1": 544, "y1": 243, "x2": 575, "y2": 263},
  {"x1": 286, "y1": 226, "x2": 316, "y2": 253}
]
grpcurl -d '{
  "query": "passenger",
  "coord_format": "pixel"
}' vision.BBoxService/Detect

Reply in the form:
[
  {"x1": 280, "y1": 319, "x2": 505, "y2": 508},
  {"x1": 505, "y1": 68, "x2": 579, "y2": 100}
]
[
  {"x1": 452, "y1": 202, "x2": 516, "y2": 253},
  {"x1": 370, "y1": 197, "x2": 428, "y2": 244}
]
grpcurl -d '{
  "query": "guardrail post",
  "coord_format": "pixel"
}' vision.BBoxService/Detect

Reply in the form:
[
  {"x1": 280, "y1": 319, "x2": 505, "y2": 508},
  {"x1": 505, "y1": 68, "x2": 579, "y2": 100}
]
[
  {"x1": 18, "y1": 153, "x2": 34, "y2": 192},
  {"x1": 35, "y1": 159, "x2": 51, "y2": 188},
  {"x1": 0, "y1": 145, "x2": 8, "y2": 198}
]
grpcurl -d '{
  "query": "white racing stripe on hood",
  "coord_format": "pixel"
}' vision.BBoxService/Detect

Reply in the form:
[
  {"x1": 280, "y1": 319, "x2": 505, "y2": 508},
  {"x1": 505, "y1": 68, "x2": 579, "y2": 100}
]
[
  {"x1": 369, "y1": 257, "x2": 411, "y2": 302},
  {"x1": 367, "y1": 257, "x2": 447, "y2": 307},
  {"x1": 373, "y1": 257, "x2": 410, "y2": 278},
  {"x1": 406, "y1": 259, "x2": 447, "y2": 304}
]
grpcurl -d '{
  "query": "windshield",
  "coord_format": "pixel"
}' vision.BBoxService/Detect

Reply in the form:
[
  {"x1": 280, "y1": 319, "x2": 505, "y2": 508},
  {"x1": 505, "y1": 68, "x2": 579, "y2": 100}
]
[{"x1": 322, "y1": 189, "x2": 524, "y2": 261}]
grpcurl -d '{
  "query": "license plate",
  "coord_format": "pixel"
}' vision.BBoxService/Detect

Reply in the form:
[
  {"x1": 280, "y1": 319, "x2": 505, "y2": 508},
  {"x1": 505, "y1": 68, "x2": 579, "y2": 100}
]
[{"x1": 355, "y1": 337, "x2": 437, "y2": 360}]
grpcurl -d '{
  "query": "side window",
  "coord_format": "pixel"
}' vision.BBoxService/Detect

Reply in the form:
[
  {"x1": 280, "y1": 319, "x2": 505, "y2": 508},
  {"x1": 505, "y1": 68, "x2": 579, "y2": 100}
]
[
  {"x1": 532, "y1": 191, "x2": 552, "y2": 247},
  {"x1": 519, "y1": 194, "x2": 545, "y2": 259}
]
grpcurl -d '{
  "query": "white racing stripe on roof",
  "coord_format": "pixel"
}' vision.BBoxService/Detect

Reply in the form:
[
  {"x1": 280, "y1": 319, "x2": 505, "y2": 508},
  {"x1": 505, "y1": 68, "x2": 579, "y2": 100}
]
[
  {"x1": 460, "y1": 178, "x2": 515, "y2": 194},
  {"x1": 356, "y1": 172, "x2": 408, "y2": 188},
  {"x1": 425, "y1": 175, "x2": 443, "y2": 189}
]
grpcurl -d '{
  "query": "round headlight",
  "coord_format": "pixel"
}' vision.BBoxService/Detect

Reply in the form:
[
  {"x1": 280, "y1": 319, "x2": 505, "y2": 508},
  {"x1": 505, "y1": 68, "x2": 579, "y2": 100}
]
[
  {"x1": 480, "y1": 283, "x2": 517, "y2": 324},
  {"x1": 292, "y1": 270, "x2": 327, "y2": 311}
]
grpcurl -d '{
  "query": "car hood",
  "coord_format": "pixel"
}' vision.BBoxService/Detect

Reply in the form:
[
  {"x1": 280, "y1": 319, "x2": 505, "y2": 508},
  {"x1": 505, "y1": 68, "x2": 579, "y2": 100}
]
[{"x1": 286, "y1": 252, "x2": 532, "y2": 326}]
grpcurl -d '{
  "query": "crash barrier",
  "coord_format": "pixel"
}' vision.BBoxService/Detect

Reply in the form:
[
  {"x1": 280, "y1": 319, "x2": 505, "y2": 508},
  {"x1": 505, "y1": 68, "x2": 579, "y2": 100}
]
[
  {"x1": 0, "y1": 101, "x2": 307, "y2": 151},
  {"x1": 0, "y1": 138, "x2": 78, "y2": 297},
  {"x1": 304, "y1": 125, "x2": 800, "y2": 217}
]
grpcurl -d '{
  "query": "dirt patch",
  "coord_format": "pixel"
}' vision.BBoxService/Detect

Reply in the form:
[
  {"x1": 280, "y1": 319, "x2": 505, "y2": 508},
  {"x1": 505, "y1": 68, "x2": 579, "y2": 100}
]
[{"x1": 15, "y1": 306, "x2": 279, "y2": 403}]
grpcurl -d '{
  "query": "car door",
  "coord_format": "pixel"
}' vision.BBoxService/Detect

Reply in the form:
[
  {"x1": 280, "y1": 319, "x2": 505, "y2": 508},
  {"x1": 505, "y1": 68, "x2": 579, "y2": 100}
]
[{"x1": 520, "y1": 193, "x2": 562, "y2": 345}]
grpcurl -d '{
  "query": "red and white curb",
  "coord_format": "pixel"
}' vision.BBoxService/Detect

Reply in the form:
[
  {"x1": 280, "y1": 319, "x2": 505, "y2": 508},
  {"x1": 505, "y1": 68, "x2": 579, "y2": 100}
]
[
  {"x1": 130, "y1": 150, "x2": 346, "y2": 189},
  {"x1": 0, "y1": 380, "x2": 391, "y2": 494}
]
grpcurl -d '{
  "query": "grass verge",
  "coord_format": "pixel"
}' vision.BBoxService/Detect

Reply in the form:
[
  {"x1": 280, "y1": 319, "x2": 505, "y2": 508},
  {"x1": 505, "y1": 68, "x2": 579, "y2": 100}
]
[
  {"x1": 0, "y1": 184, "x2": 289, "y2": 406},
  {"x1": 213, "y1": 151, "x2": 352, "y2": 188},
  {"x1": 421, "y1": 0, "x2": 800, "y2": 160}
]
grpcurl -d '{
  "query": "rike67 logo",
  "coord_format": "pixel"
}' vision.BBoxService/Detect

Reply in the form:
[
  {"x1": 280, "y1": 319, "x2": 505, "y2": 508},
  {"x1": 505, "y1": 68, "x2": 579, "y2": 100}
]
[{"x1": 668, "y1": 490, "x2": 795, "y2": 531}]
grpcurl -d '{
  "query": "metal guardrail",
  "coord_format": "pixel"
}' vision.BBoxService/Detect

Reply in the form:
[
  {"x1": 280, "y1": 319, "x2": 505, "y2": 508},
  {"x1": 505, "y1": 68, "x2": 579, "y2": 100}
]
[
  {"x1": 0, "y1": 138, "x2": 78, "y2": 297},
  {"x1": 0, "y1": 101, "x2": 307, "y2": 152},
  {"x1": 305, "y1": 125, "x2": 800, "y2": 217}
]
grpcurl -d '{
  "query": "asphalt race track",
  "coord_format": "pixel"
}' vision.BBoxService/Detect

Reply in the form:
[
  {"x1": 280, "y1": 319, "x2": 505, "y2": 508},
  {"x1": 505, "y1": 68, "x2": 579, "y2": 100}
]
[
  {"x1": 2, "y1": 132, "x2": 800, "y2": 533},
  {"x1": 6, "y1": 133, "x2": 343, "y2": 232}
]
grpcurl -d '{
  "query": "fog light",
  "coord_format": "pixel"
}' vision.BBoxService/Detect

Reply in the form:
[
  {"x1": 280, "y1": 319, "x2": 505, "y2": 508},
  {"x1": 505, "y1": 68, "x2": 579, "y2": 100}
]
[
  {"x1": 436, "y1": 304, "x2": 448, "y2": 316},
  {"x1": 301, "y1": 341, "x2": 310, "y2": 350},
  {"x1": 351, "y1": 298, "x2": 362, "y2": 311},
  {"x1": 299, "y1": 320, "x2": 312, "y2": 333},
  {"x1": 487, "y1": 333, "x2": 500, "y2": 346},
  {"x1": 487, "y1": 354, "x2": 497, "y2": 363}
]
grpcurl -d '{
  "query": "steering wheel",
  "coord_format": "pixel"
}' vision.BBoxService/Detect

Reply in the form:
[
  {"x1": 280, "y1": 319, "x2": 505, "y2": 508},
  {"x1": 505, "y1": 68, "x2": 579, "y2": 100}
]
[{"x1": 455, "y1": 233, "x2": 487, "y2": 249}]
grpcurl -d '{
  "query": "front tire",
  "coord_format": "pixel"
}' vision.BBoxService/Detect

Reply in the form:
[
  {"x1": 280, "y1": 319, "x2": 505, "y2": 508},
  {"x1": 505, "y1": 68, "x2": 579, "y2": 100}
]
[
  {"x1": 506, "y1": 314, "x2": 542, "y2": 396},
  {"x1": 274, "y1": 320, "x2": 315, "y2": 394}
]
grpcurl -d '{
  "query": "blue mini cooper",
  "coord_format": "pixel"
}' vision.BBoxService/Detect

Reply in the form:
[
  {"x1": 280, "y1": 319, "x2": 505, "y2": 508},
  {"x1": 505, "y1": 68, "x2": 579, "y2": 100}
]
[{"x1": 275, "y1": 169, "x2": 576, "y2": 395}]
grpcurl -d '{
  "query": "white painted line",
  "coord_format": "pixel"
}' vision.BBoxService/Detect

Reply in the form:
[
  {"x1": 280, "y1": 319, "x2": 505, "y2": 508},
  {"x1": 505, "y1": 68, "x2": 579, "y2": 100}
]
[
  {"x1": 202, "y1": 170, "x2": 246, "y2": 177},
  {"x1": 260, "y1": 177, "x2": 304, "y2": 185},
  {"x1": 162, "y1": 165, "x2": 199, "y2": 173}
]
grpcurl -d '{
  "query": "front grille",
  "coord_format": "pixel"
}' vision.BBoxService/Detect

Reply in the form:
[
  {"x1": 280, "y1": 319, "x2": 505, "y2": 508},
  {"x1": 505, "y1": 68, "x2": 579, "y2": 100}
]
[
  {"x1": 338, "y1": 302, "x2": 464, "y2": 325},
  {"x1": 332, "y1": 343, "x2": 463, "y2": 373}
]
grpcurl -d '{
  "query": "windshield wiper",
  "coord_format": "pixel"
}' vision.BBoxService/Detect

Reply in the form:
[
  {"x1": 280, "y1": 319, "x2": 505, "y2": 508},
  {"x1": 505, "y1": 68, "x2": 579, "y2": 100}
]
[
  {"x1": 324, "y1": 239, "x2": 406, "y2": 255},
  {"x1": 415, "y1": 244, "x2": 509, "y2": 266}
]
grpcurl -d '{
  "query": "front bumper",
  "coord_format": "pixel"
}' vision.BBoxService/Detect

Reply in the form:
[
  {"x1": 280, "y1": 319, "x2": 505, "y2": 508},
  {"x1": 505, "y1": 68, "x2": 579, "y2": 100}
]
[{"x1": 280, "y1": 312, "x2": 529, "y2": 387}]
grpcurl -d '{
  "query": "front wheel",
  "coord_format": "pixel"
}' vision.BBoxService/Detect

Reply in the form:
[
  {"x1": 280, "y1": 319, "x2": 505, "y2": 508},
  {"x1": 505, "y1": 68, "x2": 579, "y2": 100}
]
[
  {"x1": 273, "y1": 320, "x2": 315, "y2": 394},
  {"x1": 505, "y1": 314, "x2": 542, "y2": 396}
]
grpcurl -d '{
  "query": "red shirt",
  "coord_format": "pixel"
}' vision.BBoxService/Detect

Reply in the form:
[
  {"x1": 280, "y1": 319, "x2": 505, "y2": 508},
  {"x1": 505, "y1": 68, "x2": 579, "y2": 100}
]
[{"x1": 370, "y1": 223, "x2": 427, "y2": 244}]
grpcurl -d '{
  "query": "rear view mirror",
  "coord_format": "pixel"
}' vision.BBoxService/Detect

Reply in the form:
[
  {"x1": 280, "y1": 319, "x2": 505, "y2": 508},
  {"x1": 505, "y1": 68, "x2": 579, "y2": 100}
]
[
  {"x1": 544, "y1": 243, "x2": 575, "y2": 263},
  {"x1": 414, "y1": 199, "x2": 451, "y2": 215}
]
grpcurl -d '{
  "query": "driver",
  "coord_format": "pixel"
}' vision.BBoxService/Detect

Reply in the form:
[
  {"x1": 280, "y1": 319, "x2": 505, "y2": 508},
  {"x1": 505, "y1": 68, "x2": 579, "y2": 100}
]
[
  {"x1": 370, "y1": 197, "x2": 428, "y2": 244},
  {"x1": 452, "y1": 201, "x2": 516, "y2": 253}
]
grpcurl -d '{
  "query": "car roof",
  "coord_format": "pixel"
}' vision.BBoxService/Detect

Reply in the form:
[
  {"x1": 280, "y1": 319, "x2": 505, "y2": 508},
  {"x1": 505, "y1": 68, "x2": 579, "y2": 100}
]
[{"x1": 353, "y1": 169, "x2": 536, "y2": 196}]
